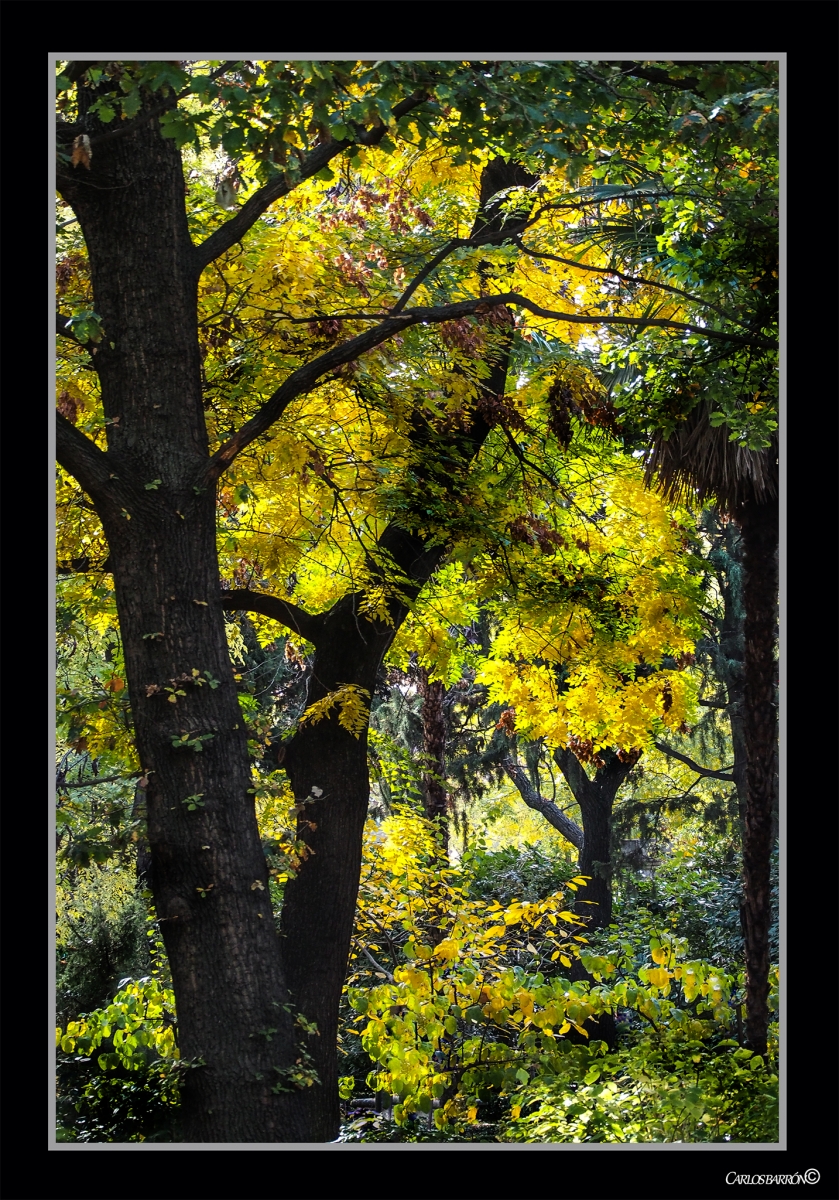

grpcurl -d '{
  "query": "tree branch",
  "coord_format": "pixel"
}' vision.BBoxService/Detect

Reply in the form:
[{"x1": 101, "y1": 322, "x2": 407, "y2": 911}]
[
  {"x1": 614, "y1": 62, "x2": 705, "y2": 93},
  {"x1": 653, "y1": 741, "x2": 734, "y2": 781},
  {"x1": 219, "y1": 589, "x2": 324, "y2": 645},
  {"x1": 191, "y1": 90, "x2": 430, "y2": 277},
  {"x1": 56, "y1": 312, "x2": 85, "y2": 344},
  {"x1": 203, "y1": 290, "x2": 769, "y2": 486},
  {"x1": 516, "y1": 241, "x2": 744, "y2": 328},
  {"x1": 58, "y1": 773, "x2": 141, "y2": 789},
  {"x1": 360, "y1": 946, "x2": 395, "y2": 983},
  {"x1": 55, "y1": 413, "x2": 118, "y2": 508},
  {"x1": 502, "y1": 758, "x2": 584, "y2": 850}
]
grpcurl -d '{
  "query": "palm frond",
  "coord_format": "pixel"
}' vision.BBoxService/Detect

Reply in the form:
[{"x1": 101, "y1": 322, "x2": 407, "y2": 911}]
[{"x1": 645, "y1": 402, "x2": 777, "y2": 513}]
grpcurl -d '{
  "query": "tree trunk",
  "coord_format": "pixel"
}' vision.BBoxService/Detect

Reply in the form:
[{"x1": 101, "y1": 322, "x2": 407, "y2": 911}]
[
  {"x1": 549, "y1": 748, "x2": 634, "y2": 1047},
  {"x1": 552, "y1": 748, "x2": 635, "y2": 932},
  {"x1": 733, "y1": 498, "x2": 778, "y2": 1054},
  {"x1": 703, "y1": 513, "x2": 748, "y2": 823},
  {"x1": 277, "y1": 599, "x2": 394, "y2": 1141},
  {"x1": 271, "y1": 161, "x2": 530, "y2": 1141},
  {"x1": 417, "y1": 667, "x2": 449, "y2": 849},
  {"x1": 57, "y1": 102, "x2": 307, "y2": 1142}
]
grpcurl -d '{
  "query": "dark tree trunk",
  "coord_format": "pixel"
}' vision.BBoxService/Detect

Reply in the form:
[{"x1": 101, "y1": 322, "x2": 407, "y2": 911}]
[
  {"x1": 57, "y1": 100, "x2": 308, "y2": 1142},
  {"x1": 272, "y1": 160, "x2": 530, "y2": 1141},
  {"x1": 549, "y1": 748, "x2": 635, "y2": 1047},
  {"x1": 733, "y1": 498, "x2": 778, "y2": 1055},
  {"x1": 417, "y1": 667, "x2": 449, "y2": 849},
  {"x1": 702, "y1": 514, "x2": 748, "y2": 823},
  {"x1": 552, "y1": 749, "x2": 635, "y2": 932}
]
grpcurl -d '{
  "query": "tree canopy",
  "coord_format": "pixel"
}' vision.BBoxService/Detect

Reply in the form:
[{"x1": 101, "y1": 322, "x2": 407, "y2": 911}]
[{"x1": 55, "y1": 57, "x2": 778, "y2": 1146}]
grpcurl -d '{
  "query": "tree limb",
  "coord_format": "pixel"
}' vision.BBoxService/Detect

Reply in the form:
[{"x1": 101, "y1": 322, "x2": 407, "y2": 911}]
[
  {"x1": 203, "y1": 290, "x2": 769, "y2": 485},
  {"x1": 613, "y1": 62, "x2": 705, "y2": 93},
  {"x1": 502, "y1": 758, "x2": 584, "y2": 850},
  {"x1": 55, "y1": 413, "x2": 117, "y2": 508},
  {"x1": 219, "y1": 589, "x2": 324, "y2": 644},
  {"x1": 191, "y1": 90, "x2": 429, "y2": 277},
  {"x1": 56, "y1": 313, "x2": 85, "y2": 344},
  {"x1": 653, "y1": 740, "x2": 734, "y2": 781},
  {"x1": 516, "y1": 241, "x2": 744, "y2": 328},
  {"x1": 58, "y1": 773, "x2": 141, "y2": 789},
  {"x1": 360, "y1": 946, "x2": 395, "y2": 983}
]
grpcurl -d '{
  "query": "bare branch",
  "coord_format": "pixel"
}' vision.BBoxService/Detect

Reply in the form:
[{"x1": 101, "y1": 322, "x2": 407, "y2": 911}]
[
  {"x1": 361, "y1": 946, "x2": 395, "y2": 983},
  {"x1": 220, "y1": 589, "x2": 324, "y2": 645},
  {"x1": 502, "y1": 758, "x2": 584, "y2": 850},
  {"x1": 653, "y1": 741, "x2": 734, "y2": 781},
  {"x1": 58, "y1": 773, "x2": 141, "y2": 789},
  {"x1": 55, "y1": 413, "x2": 117, "y2": 509},
  {"x1": 614, "y1": 62, "x2": 705, "y2": 93},
  {"x1": 192, "y1": 90, "x2": 430, "y2": 276}
]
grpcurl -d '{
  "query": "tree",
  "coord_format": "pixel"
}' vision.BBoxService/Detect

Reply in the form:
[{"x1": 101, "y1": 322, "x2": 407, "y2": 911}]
[{"x1": 55, "y1": 59, "x2": 776, "y2": 1140}]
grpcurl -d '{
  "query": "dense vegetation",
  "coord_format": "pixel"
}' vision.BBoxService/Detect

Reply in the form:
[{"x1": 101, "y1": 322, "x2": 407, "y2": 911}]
[{"x1": 55, "y1": 58, "x2": 778, "y2": 1143}]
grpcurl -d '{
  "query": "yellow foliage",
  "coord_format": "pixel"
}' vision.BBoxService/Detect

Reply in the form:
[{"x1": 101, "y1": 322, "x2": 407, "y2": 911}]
[{"x1": 299, "y1": 684, "x2": 371, "y2": 738}]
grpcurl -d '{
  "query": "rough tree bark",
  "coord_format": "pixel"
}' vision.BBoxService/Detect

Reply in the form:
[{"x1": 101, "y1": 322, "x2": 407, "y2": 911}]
[
  {"x1": 417, "y1": 667, "x2": 450, "y2": 850},
  {"x1": 551, "y1": 748, "x2": 637, "y2": 931},
  {"x1": 56, "y1": 104, "x2": 309, "y2": 1142},
  {"x1": 732, "y1": 497, "x2": 778, "y2": 1055}
]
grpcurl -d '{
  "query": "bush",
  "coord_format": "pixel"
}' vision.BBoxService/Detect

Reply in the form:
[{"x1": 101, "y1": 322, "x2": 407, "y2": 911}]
[
  {"x1": 56, "y1": 977, "x2": 187, "y2": 1143},
  {"x1": 56, "y1": 865, "x2": 154, "y2": 1029},
  {"x1": 502, "y1": 1024, "x2": 778, "y2": 1143},
  {"x1": 465, "y1": 841, "x2": 577, "y2": 905}
]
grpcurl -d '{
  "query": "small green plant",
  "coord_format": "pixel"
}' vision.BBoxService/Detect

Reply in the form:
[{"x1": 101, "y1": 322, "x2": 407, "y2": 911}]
[{"x1": 171, "y1": 732, "x2": 214, "y2": 751}]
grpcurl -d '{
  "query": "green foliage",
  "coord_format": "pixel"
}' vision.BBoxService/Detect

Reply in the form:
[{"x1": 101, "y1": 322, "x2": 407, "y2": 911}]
[
  {"x1": 56, "y1": 977, "x2": 189, "y2": 1144},
  {"x1": 503, "y1": 1027, "x2": 778, "y2": 1143},
  {"x1": 607, "y1": 834, "x2": 778, "y2": 971},
  {"x1": 56, "y1": 1053, "x2": 183, "y2": 1144},
  {"x1": 56, "y1": 865, "x2": 154, "y2": 1028},
  {"x1": 466, "y1": 841, "x2": 577, "y2": 906}
]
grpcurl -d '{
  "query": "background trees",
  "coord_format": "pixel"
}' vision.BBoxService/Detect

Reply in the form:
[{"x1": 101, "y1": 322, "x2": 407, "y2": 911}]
[{"x1": 55, "y1": 59, "x2": 777, "y2": 1141}]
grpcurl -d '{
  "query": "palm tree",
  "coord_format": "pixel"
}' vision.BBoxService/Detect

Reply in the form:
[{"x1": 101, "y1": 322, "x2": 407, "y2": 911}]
[{"x1": 646, "y1": 410, "x2": 778, "y2": 1054}]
